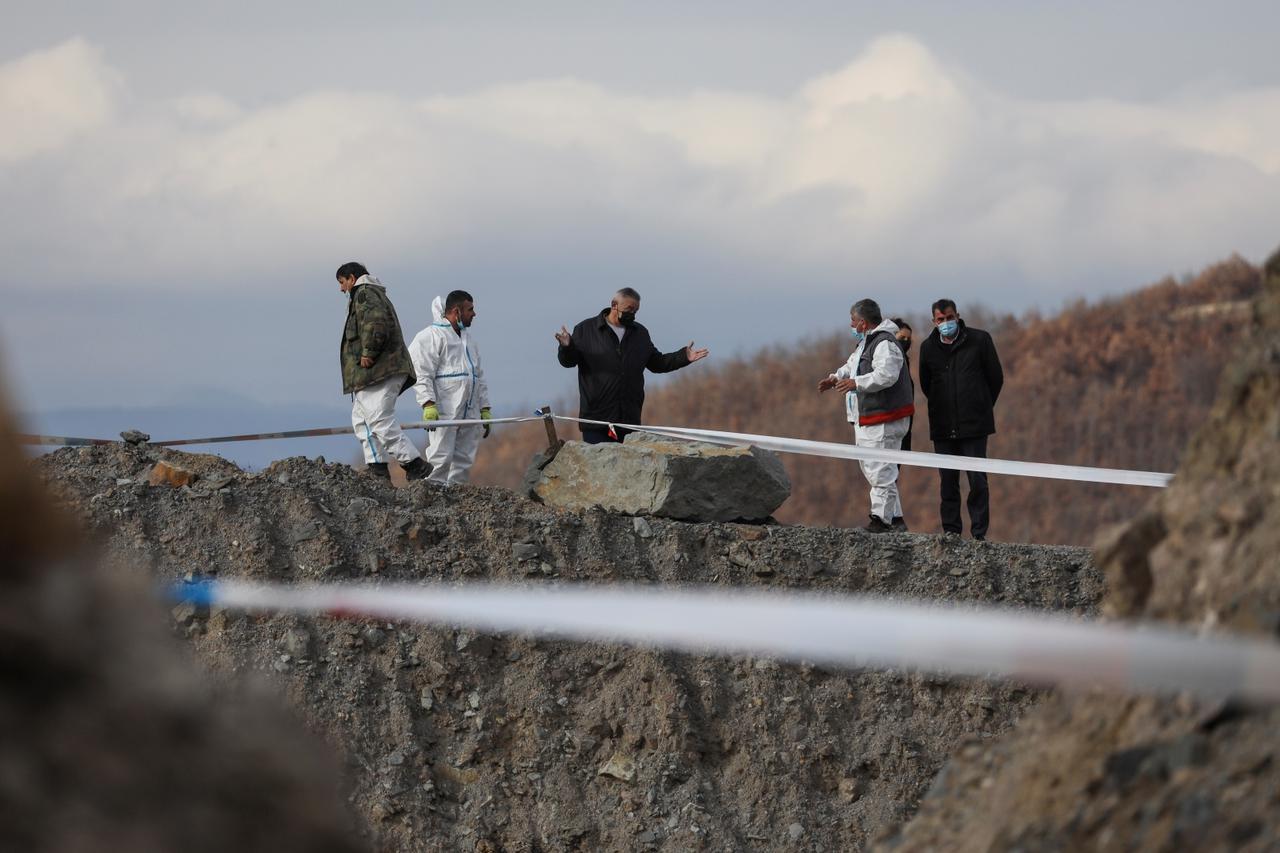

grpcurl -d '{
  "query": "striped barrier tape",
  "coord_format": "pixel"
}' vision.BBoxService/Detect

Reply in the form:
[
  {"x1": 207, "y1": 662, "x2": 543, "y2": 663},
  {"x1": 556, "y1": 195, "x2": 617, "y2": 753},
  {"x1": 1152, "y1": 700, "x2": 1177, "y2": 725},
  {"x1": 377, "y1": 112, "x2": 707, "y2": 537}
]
[
  {"x1": 20, "y1": 410, "x2": 1174, "y2": 488},
  {"x1": 556, "y1": 416, "x2": 1174, "y2": 488},
  {"x1": 18, "y1": 433, "x2": 118, "y2": 447},
  {"x1": 173, "y1": 580, "x2": 1280, "y2": 705},
  {"x1": 19, "y1": 415, "x2": 545, "y2": 448}
]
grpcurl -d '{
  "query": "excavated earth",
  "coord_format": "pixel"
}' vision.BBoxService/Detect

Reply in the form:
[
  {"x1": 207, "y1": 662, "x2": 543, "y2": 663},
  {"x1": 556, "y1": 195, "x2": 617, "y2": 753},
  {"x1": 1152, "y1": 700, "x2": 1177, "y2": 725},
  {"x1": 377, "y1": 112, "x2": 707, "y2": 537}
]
[
  {"x1": 869, "y1": 249, "x2": 1280, "y2": 852},
  {"x1": 38, "y1": 443, "x2": 1103, "y2": 852}
]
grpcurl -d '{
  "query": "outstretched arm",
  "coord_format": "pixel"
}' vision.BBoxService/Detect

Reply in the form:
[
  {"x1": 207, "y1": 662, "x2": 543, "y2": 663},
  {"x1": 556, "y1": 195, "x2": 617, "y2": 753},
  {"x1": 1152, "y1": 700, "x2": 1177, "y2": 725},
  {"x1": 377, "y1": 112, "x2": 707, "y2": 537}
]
[{"x1": 647, "y1": 341, "x2": 706, "y2": 373}]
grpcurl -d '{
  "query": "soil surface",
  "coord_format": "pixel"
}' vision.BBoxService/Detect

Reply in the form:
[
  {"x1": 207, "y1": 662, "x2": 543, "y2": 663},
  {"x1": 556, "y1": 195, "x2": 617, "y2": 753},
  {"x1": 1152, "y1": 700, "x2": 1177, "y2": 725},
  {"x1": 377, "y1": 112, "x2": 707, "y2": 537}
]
[{"x1": 38, "y1": 443, "x2": 1103, "y2": 852}]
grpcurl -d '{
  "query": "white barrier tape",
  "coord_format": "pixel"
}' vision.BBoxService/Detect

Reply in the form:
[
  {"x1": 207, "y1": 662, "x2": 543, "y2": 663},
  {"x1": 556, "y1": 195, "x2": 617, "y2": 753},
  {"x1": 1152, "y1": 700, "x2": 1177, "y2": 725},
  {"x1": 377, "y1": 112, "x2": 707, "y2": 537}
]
[
  {"x1": 175, "y1": 580, "x2": 1280, "y2": 704},
  {"x1": 556, "y1": 416, "x2": 1173, "y2": 489}
]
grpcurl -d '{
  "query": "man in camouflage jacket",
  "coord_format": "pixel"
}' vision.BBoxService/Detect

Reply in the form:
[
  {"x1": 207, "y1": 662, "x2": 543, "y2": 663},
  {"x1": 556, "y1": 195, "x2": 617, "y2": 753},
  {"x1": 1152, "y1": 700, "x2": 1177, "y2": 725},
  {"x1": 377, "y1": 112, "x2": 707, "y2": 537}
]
[{"x1": 337, "y1": 262, "x2": 430, "y2": 480}]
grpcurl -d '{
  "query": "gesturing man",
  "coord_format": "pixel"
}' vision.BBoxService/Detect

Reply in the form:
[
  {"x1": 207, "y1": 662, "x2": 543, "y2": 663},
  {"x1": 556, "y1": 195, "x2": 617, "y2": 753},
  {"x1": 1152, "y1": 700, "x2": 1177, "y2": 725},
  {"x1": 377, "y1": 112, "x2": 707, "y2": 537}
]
[
  {"x1": 918, "y1": 299, "x2": 1004, "y2": 541},
  {"x1": 819, "y1": 299, "x2": 914, "y2": 533},
  {"x1": 555, "y1": 288, "x2": 709, "y2": 444}
]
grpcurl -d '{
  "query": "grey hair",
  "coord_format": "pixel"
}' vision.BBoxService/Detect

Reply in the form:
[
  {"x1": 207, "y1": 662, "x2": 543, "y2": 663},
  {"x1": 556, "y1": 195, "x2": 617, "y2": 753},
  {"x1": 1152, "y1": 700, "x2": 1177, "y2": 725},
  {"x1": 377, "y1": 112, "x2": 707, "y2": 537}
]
[{"x1": 851, "y1": 298, "x2": 882, "y2": 325}]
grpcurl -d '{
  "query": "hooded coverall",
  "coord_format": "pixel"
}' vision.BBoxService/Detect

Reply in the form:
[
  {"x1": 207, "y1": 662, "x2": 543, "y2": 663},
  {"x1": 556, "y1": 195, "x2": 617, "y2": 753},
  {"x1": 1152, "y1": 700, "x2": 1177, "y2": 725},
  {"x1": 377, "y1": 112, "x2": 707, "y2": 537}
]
[
  {"x1": 831, "y1": 319, "x2": 911, "y2": 524},
  {"x1": 408, "y1": 296, "x2": 490, "y2": 485}
]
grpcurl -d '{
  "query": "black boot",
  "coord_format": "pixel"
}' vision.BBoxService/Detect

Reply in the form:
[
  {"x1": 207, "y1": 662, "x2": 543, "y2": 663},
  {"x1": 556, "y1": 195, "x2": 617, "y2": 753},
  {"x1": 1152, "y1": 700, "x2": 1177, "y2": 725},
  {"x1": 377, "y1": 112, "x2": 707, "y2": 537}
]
[
  {"x1": 863, "y1": 515, "x2": 893, "y2": 534},
  {"x1": 401, "y1": 457, "x2": 433, "y2": 481},
  {"x1": 365, "y1": 462, "x2": 390, "y2": 480},
  {"x1": 891, "y1": 516, "x2": 908, "y2": 532}
]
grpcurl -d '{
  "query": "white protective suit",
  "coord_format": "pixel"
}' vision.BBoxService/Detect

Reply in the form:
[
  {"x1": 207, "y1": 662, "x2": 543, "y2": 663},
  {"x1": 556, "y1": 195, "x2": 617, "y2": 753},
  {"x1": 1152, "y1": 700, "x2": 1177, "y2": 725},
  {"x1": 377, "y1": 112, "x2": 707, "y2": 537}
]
[
  {"x1": 352, "y1": 374, "x2": 422, "y2": 466},
  {"x1": 830, "y1": 319, "x2": 910, "y2": 524},
  {"x1": 408, "y1": 296, "x2": 490, "y2": 485}
]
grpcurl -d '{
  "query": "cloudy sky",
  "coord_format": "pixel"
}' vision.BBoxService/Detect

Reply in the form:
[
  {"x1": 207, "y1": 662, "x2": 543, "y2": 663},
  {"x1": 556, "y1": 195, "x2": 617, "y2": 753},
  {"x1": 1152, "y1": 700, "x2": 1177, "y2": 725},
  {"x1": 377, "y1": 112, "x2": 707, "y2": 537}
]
[{"x1": 4, "y1": 1, "x2": 1279, "y2": 435}]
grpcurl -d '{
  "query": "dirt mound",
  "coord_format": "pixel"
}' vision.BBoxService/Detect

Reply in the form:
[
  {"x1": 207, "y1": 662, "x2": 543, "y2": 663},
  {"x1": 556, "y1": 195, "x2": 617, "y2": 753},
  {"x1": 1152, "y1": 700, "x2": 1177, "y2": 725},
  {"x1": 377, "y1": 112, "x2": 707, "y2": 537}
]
[
  {"x1": 876, "y1": 249, "x2": 1280, "y2": 852},
  {"x1": 0, "y1": 399, "x2": 362, "y2": 851},
  {"x1": 40, "y1": 440, "x2": 1101, "y2": 851}
]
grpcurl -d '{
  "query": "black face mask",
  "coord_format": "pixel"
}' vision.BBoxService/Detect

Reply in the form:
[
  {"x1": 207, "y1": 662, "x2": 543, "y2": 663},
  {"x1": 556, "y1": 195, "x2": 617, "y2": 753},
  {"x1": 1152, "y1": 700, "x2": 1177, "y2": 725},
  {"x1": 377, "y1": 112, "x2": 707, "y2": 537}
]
[{"x1": 618, "y1": 310, "x2": 637, "y2": 327}]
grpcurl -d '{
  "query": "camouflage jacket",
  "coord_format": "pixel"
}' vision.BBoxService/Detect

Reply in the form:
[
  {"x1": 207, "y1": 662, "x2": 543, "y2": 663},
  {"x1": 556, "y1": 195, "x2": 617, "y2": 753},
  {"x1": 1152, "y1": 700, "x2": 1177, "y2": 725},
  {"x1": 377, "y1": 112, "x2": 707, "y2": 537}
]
[{"x1": 340, "y1": 277, "x2": 416, "y2": 394}]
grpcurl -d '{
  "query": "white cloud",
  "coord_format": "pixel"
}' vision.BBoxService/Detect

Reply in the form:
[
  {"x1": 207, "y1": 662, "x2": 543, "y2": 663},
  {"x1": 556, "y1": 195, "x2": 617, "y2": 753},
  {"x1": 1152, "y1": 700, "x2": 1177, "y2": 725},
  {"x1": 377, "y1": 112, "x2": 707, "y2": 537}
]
[
  {"x1": 2, "y1": 35, "x2": 1278, "y2": 294},
  {"x1": 0, "y1": 38, "x2": 119, "y2": 162}
]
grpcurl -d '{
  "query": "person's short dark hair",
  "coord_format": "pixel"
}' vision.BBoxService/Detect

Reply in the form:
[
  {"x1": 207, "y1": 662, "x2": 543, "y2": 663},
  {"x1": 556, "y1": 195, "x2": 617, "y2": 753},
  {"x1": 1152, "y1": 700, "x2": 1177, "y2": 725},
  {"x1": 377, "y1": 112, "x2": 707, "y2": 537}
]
[
  {"x1": 931, "y1": 298, "x2": 957, "y2": 316},
  {"x1": 851, "y1": 298, "x2": 882, "y2": 325},
  {"x1": 615, "y1": 287, "x2": 641, "y2": 302},
  {"x1": 335, "y1": 261, "x2": 369, "y2": 280},
  {"x1": 890, "y1": 317, "x2": 912, "y2": 332},
  {"x1": 445, "y1": 290, "x2": 474, "y2": 312}
]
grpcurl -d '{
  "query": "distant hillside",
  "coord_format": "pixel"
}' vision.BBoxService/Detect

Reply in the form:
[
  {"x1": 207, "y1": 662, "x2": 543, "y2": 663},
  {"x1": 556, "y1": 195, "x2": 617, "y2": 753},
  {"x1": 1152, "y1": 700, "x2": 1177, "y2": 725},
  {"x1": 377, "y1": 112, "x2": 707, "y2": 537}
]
[{"x1": 472, "y1": 255, "x2": 1261, "y2": 545}]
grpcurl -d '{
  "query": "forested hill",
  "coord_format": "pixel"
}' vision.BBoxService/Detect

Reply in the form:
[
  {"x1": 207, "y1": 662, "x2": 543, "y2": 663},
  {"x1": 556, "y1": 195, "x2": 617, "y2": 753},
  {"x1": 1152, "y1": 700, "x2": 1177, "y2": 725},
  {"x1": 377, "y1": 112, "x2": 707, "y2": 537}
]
[{"x1": 471, "y1": 255, "x2": 1261, "y2": 545}]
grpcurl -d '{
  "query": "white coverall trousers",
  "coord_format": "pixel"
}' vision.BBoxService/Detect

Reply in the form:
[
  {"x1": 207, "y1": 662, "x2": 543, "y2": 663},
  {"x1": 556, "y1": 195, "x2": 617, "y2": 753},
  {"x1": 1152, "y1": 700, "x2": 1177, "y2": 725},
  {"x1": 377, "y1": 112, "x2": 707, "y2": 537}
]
[
  {"x1": 351, "y1": 374, "x2": 420, "y2": 466},
  {"x1": 855, "y1": 416, "x2": 911, "y2": 524},
  {"x1": 425, "y1": 416, "x2": 482, "y2": 485}
]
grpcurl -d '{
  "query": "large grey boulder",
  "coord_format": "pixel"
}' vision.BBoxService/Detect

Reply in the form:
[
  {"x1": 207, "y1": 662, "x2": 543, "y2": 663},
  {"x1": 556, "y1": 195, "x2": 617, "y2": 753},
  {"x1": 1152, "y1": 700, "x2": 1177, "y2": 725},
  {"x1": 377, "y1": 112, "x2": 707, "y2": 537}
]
[{"x1": 525, "y1": 431, "x2": 791, "y2": 522}]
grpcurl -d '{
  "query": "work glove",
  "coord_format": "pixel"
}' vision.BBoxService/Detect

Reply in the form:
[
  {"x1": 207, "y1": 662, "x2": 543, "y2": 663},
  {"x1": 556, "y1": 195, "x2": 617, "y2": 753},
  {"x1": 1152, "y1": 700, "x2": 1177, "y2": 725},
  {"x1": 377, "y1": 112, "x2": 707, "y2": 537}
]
[
  {"x1": 481, "y1": 407, "x2": 492, "y2": 438},
  {"x1": 422, "y1": 403, "x2": 439, "y2": 431}
]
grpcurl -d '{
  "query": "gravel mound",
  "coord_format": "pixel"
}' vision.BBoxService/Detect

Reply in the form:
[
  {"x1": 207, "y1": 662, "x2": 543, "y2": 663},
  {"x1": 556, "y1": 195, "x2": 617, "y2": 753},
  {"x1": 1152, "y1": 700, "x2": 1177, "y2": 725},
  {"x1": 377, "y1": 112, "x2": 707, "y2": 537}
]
[
  {"x1": 39, "y1": 444, "x2": 1101, "y2": 851},
  {"x1": 875, "y1": 249, "x2": 1280, "y2": 852}
]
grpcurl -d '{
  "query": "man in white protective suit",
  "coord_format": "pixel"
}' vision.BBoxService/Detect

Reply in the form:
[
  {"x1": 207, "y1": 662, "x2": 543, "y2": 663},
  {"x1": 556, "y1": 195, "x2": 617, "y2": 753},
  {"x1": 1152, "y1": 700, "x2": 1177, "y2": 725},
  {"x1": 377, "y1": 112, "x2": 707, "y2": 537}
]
[
  {"x1": 818, "y1": 298, "x2": 915, "y2": 533},
  {"x1": 408, "y1": 290, "x2": 492, "y2": 485}
]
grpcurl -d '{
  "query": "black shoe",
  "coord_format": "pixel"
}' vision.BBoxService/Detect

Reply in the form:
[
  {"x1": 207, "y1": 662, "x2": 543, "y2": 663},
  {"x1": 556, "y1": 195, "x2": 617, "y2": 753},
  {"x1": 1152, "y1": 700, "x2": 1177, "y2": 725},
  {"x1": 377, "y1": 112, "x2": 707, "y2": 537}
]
[
  {"x1": 891, "y1": 516, "x2": 908, "y2": 532},
  {"x1": 366, "y1": 462, "x2": 390, "y2": 480},
  {"x1": 863, "y1": 516, "x2": 893, "y2": 534},
  {"x1": 973, "y1": 534, "x2": 986, "y2": 542},
  {"x1": 401, "y1": 457, "x2": 433, "y2": 481}
]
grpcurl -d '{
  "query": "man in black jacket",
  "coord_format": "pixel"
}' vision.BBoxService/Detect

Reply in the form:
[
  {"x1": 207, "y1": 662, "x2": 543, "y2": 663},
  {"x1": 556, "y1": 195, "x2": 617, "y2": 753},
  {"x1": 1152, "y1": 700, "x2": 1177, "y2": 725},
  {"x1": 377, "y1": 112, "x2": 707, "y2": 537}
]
[
  {"x1": 918, "y1": 299, "x2": 1004, "y2": 540},
  {"x1": 555, "y1": 288, "x2": 709, "y2": 443}
]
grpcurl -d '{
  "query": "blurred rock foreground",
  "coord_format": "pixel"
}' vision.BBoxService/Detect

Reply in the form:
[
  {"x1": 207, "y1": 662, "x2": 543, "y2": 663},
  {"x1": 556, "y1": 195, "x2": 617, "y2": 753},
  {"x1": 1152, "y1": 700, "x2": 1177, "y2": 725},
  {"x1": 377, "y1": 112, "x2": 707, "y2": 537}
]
[{"x1": 14, "y1": 248, "x2": 1280, "y2": 850}]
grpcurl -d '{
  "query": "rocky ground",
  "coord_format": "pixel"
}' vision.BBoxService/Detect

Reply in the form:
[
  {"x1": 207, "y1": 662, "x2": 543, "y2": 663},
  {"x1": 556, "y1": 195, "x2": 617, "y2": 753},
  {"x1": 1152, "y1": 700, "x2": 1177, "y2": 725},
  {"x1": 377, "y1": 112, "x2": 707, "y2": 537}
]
[
  {"x1": 38, "y1": 441, "x2": 1103, "y2": 852},
  {"x1": 873, "y1": 249, "x2": 1280, "y2": 852}
]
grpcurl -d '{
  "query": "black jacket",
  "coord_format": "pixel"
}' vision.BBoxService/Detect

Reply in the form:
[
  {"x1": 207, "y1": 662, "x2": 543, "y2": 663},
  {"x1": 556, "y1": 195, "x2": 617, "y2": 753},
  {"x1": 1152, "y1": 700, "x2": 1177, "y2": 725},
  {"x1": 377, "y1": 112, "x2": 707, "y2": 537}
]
[
  {"x1": 918, "y1": 320, "x2": 1003, "y2": 441},
  {"x1": 557, "y1": 309, "x2": 691, "y2": 431}
]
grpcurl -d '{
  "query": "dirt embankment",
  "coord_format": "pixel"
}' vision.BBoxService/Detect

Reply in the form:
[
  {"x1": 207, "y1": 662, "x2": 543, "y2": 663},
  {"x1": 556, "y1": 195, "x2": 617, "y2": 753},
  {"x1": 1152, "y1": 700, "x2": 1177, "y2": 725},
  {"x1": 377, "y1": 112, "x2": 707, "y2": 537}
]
[
  {"x1": 40, "y1": 442, "x2": 1101, "y2": 852},
  {"x1": 876, "y1": 249, "x2": 1280, "y2": 852}
]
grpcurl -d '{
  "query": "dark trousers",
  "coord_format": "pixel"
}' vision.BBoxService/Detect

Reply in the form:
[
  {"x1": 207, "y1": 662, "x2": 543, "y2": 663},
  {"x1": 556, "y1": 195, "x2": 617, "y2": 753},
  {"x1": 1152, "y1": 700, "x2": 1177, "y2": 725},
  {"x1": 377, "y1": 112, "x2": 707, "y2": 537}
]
[
  {"x1": 582, "y1": 428, "x2": 628, "y2": 445},
  {"x1": 933, "y1": 436, "x2": 989, "y2": 538}
]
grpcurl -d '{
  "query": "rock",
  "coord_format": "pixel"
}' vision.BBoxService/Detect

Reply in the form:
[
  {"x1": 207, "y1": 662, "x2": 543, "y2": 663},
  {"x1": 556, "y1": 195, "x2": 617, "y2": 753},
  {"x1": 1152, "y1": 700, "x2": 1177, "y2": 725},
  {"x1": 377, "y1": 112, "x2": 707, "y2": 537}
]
[
  {"x1": 527, "y1": 432, "x2": 791, "y2": 522},
  {"x1": 171, "y1": 602, "x2": 199, "y2": 627},
  {"x1": 727, "y1": 542, "x2": 753, "y2": 568},
  {"x1": 362, "y1": 627, "x2": 387, "y2": 648},
  {"x1": 788, "y1": 822, "x2": 805, "y2": 841},
  {"x1": 512, "y1": 542, "x2": 540, "y2": 562},
  {"x1": 148, "y1": 461, "x2": 197, "y2": 488},
  {"x1": 283, "y1": 628, "x2": 313, "y2": 658},
  {"x1": 291, "y1": 521, "x2": 323, "y2": 544},
  {"x1": 597, "y1": 752, "x2": 637, "y2": 782},
  {"x1": 346, "y1": 497, "x2": 378, "y2": 517},
  {"x1": 119, "y1": 429, "x2": 150, "y2": 445},
  {"x1": 633, "y1": 517, "x2": 654, "y2": 539}
]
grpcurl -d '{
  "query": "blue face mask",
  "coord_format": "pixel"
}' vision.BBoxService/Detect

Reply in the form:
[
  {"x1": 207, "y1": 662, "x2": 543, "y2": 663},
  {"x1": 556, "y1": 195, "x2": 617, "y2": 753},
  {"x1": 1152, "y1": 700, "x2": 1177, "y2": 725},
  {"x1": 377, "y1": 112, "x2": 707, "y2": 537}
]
[
  {"x1": 850, "y1": 327, "x2": 865, "y2": 343},
  {"x1": 938, "y1": 320, "x2": 959, "y2": 338}
]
